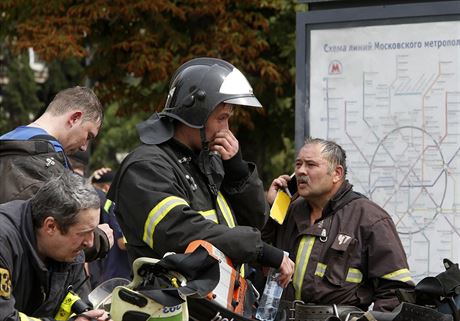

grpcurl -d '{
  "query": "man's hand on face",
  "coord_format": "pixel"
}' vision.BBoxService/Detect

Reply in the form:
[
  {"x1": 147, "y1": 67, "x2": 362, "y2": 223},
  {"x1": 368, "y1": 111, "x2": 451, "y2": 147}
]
[
  {"x1": 209, "y1": 130, "x2": 239, "y2": 161},
  {"x1": 266, "y1": 174, "x2": 292, "y2": 205}
]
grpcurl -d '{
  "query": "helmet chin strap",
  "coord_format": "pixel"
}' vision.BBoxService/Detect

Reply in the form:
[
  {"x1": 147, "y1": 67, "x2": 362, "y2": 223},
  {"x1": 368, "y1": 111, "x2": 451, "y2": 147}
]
[
  {"x1": 199, "y1": 126, "x2": 209, "y2": 151},
  {"x1": 199, "y1": 127, "x2": 219, "y2": 195}
]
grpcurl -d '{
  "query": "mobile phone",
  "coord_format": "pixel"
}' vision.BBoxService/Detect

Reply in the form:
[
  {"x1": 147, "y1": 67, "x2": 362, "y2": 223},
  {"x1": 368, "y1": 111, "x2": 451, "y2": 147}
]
[{"x1": 287, "y1": 173, "x2": 297, "y2": 196}]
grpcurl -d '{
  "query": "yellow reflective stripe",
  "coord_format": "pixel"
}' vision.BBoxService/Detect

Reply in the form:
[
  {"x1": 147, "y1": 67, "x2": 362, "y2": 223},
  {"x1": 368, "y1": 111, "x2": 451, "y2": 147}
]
[
  {"x1": 198, "y1": 209, "x2": 218, "y2": 223},
  {"x1": 314, "y1": 262, "x2": 326, "y2": 277},
  {"x1": 306, "y1": 268, "x2": 413, "y2": 285},
  {"x1": 293, "y1": 236, "x2": 316, "y2": 300},
  {"x1": 314, "y1": 264, "x2": 363, "y2": 284},
  {"x1": 217, "y1": 192, "x2": 235, "y2": 228},
  {"x1": 382, "y1": 268, "x2": 413, "y2": 283},
  {"x1": 104, "y1": 199, "x2": 113, "y2": 213},
  {"x1": 19, "y1": 312, "x2": 41, "y2": 321},
  {"x1": 55, "y1": 290, "x2": 83, "y2": 320},
  {"x1": 346, "y1": 268, "x2": 363, "y2": 283},
  {"x1": 143, "y1": 196, "x2": 189, "y2": 248}
]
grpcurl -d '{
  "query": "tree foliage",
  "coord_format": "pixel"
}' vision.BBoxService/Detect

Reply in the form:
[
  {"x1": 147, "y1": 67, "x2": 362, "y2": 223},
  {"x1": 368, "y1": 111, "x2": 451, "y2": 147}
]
[
  {"x1": 0, "y1": 51, "x2": 41, "y2": 126},
  {"x1": 0, "y1": 0, "x2": 305, "y2": 185}
]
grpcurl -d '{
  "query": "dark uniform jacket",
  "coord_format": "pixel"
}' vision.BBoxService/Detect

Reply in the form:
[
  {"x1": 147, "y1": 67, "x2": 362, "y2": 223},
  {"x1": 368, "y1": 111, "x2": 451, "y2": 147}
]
[
  {"x1": 0, "y1": 200, "x2": 89, "y2": 321},
  {"x1": 108, "y1": 139, "x2": 282, "y2": 268},
  {"x1": 263, "y1": 181, "x2": 414, "y2": 311}
]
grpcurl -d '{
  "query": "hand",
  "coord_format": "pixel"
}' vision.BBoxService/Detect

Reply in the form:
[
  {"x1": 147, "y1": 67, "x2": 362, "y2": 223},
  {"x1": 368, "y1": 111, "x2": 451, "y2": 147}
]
[
  {"x1": 209, "y1": 130, "x2": 239, "y2": 160},
  {"x1": 266, "y1": 174, "x2": 292, "y2": 204},
  {"x1": 117, "y1": 236, "x2": 127, "y2": 251},
  {"x1": 90, "y1": 167, "x2": 112, "y2": 182},
  {"x1": 76, "y1": 309, "x2": 111, "y2": 321},
  {"x1": 277, "y1": 255, "x2": 295, "y2": 288},
  {"x1": 98, "y1": 223, "x2": 114, "y2": 249}
]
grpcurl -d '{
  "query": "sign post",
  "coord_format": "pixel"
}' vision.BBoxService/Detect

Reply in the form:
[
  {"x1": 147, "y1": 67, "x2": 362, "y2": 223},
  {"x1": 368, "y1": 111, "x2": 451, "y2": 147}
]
[{"x1": 296, "y1": 0, "x2": 460, "y2": 281}]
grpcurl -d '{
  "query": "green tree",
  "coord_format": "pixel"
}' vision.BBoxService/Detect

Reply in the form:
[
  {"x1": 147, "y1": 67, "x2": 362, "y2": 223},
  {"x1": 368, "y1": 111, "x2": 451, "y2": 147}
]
[
  {"x1": 0, "y1": 0, "x2": 305, "y2": 185},
  {"x1": 0, "y1": 51, "x2": 41, "y2": 129},
  {"x1": 39, "y1": 59, "x2": 85, "y2": 107}
]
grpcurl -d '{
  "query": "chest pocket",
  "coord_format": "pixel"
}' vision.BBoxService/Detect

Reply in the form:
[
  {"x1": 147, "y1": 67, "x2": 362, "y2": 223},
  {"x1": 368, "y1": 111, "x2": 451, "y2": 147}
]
[
  {"x1": 322, "y1": 233, "x2": 360, "y2": 287},
  {"x1": 33, "y1": 271, "x2": 70, "y2": 316}
]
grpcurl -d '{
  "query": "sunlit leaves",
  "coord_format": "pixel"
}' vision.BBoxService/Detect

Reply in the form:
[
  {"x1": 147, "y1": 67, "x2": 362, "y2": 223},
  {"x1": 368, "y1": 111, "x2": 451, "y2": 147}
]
[{"x1": 0, "y1": 0, "x2": 301, "y2": 184}]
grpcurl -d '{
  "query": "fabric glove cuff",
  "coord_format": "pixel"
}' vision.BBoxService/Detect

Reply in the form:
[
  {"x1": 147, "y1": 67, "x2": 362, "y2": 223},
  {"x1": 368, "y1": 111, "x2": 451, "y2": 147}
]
[
  {"x1": 258, "y1": 242, "x2": 284, "y2": 269},
  {"x1": 222, "y1": 150, "x2": 249, "y2": 183}
]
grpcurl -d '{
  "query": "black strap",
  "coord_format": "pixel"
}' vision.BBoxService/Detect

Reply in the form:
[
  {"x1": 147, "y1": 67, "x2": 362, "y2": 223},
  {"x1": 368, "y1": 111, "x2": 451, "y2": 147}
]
[
  {"x1": 28, "y1": 134, "x2": 59, "y2": 153},
  {"x1": 29, "y1": 134, "x2": 58, "y2": 141},
  {"x1": 446, "y1": 297, "x2": 460, "y2": 321},
  {"x1": 0, "y1": 138, "x2": 55, "y2": 155},
  {"x1": 29, "y1": 134, "x2": 71, "y2": 169}
]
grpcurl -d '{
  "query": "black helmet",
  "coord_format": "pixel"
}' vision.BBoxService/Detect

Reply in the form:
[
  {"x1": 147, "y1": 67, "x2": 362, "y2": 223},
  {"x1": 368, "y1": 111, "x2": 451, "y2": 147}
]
[{"x1": 137, "y1": 57, "x2": 262, "y2": 144}]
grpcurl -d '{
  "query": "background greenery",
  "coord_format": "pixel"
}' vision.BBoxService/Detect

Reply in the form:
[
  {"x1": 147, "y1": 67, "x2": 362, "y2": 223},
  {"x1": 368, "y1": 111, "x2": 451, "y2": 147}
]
[{"x1": 0, "y1": 0, "x2": 306, "y2": 187}]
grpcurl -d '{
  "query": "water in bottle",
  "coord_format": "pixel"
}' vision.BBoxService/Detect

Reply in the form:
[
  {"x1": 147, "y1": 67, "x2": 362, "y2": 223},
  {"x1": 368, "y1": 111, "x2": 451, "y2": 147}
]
[{"x1": 255, "y1": 268, "x2": 284, "y2": 321}]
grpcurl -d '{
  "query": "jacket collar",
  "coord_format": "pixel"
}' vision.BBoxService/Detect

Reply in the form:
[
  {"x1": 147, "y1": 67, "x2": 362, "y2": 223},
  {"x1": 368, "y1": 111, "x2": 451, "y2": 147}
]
[
  {"x1": 292, "y1": 180, "x2": 363, "y2": 231},
  {"x1": 322, "y1": 180, "x2": 355, "y2": 218},
  {"x1": 166, "y1": 138, "x2": 198, "y2": 163}
]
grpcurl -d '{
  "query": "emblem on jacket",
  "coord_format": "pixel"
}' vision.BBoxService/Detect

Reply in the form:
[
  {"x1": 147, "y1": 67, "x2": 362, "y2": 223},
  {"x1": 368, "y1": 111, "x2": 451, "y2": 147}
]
[
  {"x1": 338, "y1": 234, "x2": 352, "y2": 245},
  {"x1": 0, "y1": 268, "x2": 11, "y2": 298},
  {"x1": 332, "y1": 233, "x2": 353, "y2": 251}
]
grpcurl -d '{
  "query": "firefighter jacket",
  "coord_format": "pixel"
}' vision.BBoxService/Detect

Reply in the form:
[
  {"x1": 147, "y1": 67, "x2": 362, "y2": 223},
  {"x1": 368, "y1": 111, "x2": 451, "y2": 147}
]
[
  {"x1": 108, "y1": 139, "x2": 283, "y2": 268},
  {"x1": 0, "y1": 200, "x2": 89, "y2": 321},
  {"x1": 262, "y1": 181, "x2": 414, "y2": 312}
]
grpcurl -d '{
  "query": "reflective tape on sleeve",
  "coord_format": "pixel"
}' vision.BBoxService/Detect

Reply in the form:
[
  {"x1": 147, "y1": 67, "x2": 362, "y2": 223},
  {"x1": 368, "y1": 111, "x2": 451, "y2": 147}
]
[
  {"x1": 143, "y1": 196, "x2": 189, "y2": 248},
  {"x1": 381, "y1": 268, "x2": 413, "y2": 284},
  {"x1": 198, "y1": 209, "x2": 218, "y2": 223},
  {"x1": 217, "y1": 192, "x2": 235, "y2": 228}
]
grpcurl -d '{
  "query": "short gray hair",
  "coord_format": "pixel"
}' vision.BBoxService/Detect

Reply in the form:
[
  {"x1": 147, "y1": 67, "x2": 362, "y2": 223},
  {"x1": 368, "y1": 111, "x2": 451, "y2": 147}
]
[
  {"x1": 304, "y1": 137, "x2": 347, "y2": 176},
  {"x1": 31, "y1": 171, "x2": 100, "y2": 233},
  {"x1": 46, "y1": 86, "x2": 103, "y2": 124}
]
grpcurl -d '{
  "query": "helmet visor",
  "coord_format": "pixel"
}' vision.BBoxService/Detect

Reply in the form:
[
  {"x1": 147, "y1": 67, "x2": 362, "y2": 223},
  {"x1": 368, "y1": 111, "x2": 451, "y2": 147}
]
[
  {"x1": 224, "y1": 96, "x2": 262, "y2": 108},
  {"x1": 219, "y1": 68, "x2": 262, "y2": 108}
]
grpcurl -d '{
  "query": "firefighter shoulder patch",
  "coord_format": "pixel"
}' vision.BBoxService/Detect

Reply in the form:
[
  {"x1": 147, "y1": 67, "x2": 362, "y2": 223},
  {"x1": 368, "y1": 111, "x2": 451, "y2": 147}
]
[{"x1": 0, "y1": 267, "x2": 12, "y2": 298}]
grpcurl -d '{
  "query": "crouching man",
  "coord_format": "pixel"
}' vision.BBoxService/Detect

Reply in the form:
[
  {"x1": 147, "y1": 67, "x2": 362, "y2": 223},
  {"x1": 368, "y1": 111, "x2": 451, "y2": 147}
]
[{"x1": 0, "y1": 171, "x2": 110, "y2": 321}]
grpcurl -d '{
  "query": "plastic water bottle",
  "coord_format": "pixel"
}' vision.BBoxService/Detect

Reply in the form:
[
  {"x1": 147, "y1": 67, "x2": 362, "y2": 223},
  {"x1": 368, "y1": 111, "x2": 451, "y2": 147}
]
[{"x1": 255, "y1": 268, "x2": 284, "y2": 321}]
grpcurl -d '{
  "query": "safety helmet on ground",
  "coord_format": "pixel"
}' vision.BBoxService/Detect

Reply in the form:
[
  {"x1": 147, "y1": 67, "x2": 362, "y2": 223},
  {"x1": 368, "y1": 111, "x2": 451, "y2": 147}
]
[{"x1": 137, "y1": 57, "x2": 262, "y2": 145}]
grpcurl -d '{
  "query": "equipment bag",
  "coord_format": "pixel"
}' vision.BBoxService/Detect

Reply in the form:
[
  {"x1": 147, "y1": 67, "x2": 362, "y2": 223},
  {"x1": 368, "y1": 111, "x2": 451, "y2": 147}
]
[
  {"x1": 0, "y1": 138, "x2": 66, "y2": 203},
  {"x1": 415, "y1": 259, "x2": 460, "y2": 321},
  {"x1": 393, "y1": 258, "x2": 460, "y2": 321},
  {"x1": 110, "y1": 245, "x2": 220, "y2": 321}
]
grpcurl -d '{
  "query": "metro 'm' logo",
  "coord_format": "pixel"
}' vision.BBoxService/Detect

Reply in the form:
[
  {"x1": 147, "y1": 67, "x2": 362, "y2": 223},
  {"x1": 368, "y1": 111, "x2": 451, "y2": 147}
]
[{"x1": 328, "y1": 60, "x2": 342, "y2": 74}]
